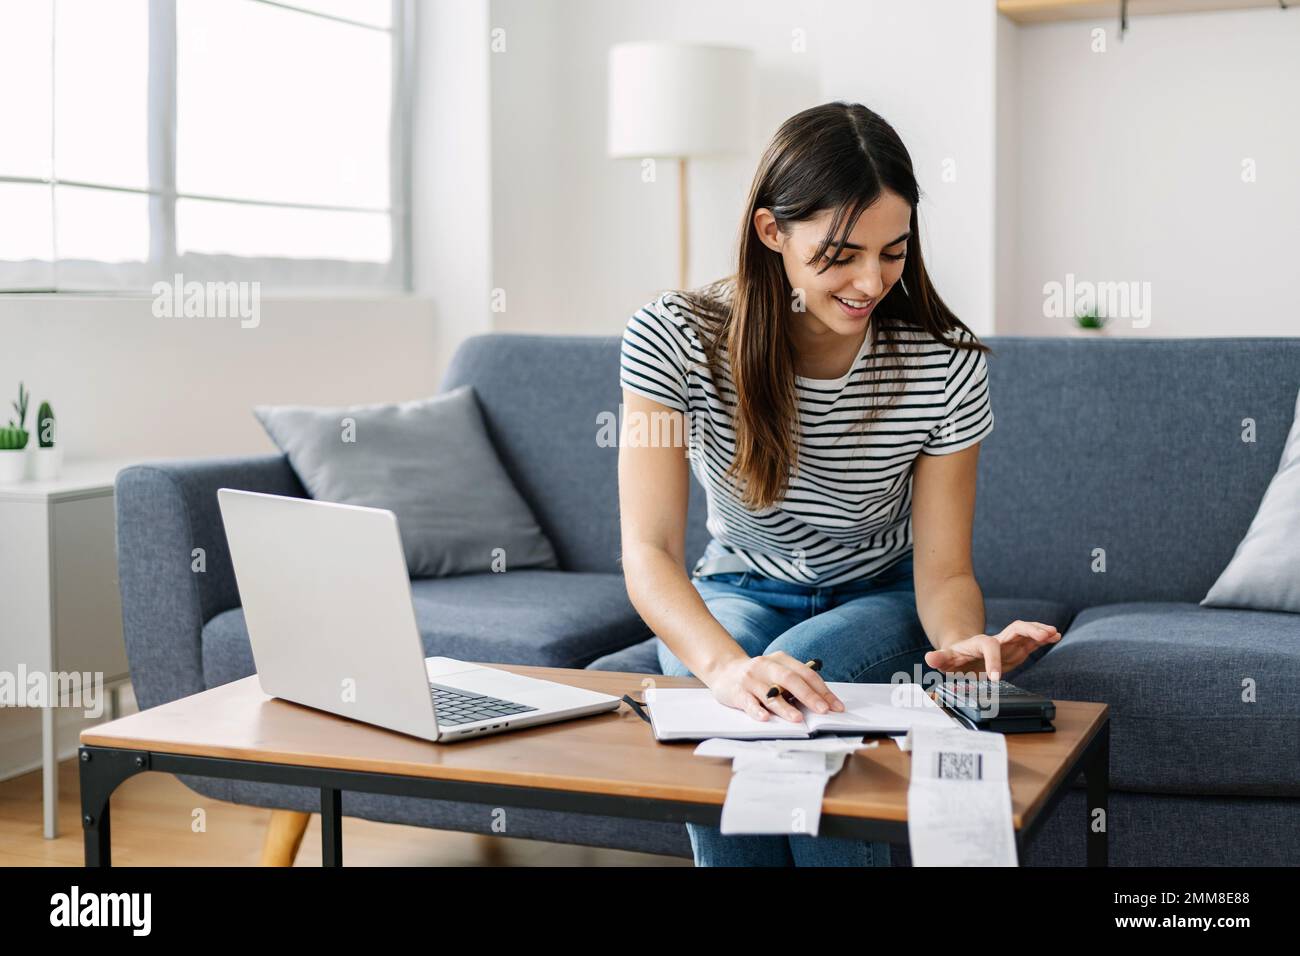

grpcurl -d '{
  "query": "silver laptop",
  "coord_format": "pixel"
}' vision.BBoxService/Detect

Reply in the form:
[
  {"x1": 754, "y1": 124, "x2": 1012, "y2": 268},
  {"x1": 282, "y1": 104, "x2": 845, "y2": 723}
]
[{"x1": 217, "y1": 488, "x2": 621, "y2": 743}]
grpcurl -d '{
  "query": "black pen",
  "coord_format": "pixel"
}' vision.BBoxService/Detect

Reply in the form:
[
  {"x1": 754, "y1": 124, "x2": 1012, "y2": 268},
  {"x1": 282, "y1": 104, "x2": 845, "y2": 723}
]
[{"x1": 766, "y1": 658, "x2": 823, "y2": 707}]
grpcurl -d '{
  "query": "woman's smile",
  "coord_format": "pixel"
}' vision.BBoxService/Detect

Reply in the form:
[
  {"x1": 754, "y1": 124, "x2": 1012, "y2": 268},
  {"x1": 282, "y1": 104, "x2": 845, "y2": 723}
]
[{"x1": 831, "y1": 293, "x2": 875, "y2": 318}]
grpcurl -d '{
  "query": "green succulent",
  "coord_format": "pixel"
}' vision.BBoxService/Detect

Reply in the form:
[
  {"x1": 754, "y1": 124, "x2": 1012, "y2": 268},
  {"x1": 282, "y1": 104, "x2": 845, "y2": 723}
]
[
  {"x1": 0, "y1": 426, "x2": 28, "y2": 451},
  {"x1": 1074, "y1": 308, "x2": 1109, "y2": 330},
  {"x1": 2, "y1": 384, "x2": 32, "y2": 451},
  {"x1": 10, "y1": 381, "x2": 28, "y2": 431},
  {"x1": 36, "y1": 400, "x2": 55, "y2": 447}
]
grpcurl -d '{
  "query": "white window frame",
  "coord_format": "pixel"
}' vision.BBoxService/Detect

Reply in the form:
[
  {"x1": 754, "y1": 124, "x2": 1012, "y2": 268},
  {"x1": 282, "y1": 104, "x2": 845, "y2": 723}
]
[{"x1": 0, "y1": 0, "x2": 413, "y2": 294}]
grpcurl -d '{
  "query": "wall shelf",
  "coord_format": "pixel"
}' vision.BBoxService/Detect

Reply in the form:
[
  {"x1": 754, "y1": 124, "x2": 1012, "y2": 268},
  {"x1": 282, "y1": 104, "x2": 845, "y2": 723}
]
[{"x1": 998, "y1": 0, "x2": 1286, "y2": 24}]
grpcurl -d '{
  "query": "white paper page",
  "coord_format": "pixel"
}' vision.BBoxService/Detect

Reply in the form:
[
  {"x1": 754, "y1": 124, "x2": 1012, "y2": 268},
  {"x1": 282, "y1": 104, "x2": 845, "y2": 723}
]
[
  {"x1": 906, "y1": 725, "x2": 1017, "y2": 866},
  {"x1": 645, "y1": 688, "x2": 811, "y2": 740},
  {"x1": 731, "y1": 750, "x2": 829, "y2": 773},
  {"x1": 720, "y1": 770, "x2": 831, "y2": 836},
  {"x1": 650, "y1": 683, "x2": 958, "y2": 740},
  {"x1": 806, "y1": 682, "x2": 960, "y2": 734},
  {"x1": 824, "y1": 751, "x2": 852, "y2": 775},
  {"x1": 694, "y1": 736, "x2": 874, "y2": 759}
]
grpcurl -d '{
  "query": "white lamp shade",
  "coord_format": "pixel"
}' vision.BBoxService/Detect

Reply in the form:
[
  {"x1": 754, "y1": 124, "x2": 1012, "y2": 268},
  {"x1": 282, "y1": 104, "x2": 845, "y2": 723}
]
[{"x1": 607, "y1": 42, "x2": 756, "y2": 159}]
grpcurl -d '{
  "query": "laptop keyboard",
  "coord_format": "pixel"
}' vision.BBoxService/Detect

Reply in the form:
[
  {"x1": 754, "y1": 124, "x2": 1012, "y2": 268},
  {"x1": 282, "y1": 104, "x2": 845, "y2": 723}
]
[{"x1": 429, "y1": 683, "x2": 538, "y2": 727}]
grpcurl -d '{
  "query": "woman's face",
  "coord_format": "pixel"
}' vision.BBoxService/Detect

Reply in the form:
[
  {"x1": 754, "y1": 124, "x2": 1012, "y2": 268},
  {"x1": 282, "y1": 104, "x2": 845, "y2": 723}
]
[{"x1": 753, "y1": 190, "x2": 912, "y2": 339}]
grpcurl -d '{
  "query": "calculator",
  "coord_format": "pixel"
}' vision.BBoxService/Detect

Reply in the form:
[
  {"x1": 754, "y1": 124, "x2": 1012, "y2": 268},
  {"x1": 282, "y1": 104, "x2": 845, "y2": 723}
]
[{"x1": 933, "y1": 679, "x2": 1056, "y2": 734}]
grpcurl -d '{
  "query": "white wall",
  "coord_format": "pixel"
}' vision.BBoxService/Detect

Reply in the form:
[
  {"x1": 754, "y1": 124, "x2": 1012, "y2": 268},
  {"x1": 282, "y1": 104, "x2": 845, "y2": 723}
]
[
  {"x1": 487, "y1": 0, "x2": 813, "y2": 335},
  {"x1": 0, "y1": 295, "x2": 451, "y2": 461},
  {"x1": 487, "y1": 0, "x2": 998, "y2": 336},
  {"x1": 412, "y1": 0, "x2": 494, "y2": 332},
  {"x1": 822, "y1": 0, "x2": 999, "y2": 335},
  {"x1": 487, "y1": 0, "x2": 576, "y2": 335},
  {"x1": 487, "y1": 0, "x2": 1299, "y2": 339},
  {"x1": 995, "y1": 12, "x2": 1021, "y2": 330},
  {"x1": 1006, "y1": 7, "x2": 1300, "y2": 336}
]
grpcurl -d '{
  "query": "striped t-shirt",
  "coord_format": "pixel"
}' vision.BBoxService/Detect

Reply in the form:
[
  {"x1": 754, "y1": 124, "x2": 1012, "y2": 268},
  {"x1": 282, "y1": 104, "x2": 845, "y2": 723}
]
[{"x1": 619, "y1": 291, "x2": 994, "y2": 586}]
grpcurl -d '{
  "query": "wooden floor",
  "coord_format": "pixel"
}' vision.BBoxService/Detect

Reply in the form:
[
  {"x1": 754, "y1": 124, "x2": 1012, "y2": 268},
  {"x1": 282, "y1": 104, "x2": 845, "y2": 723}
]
[{"x1": 0, "y1": 757, "x2": 689, "y2": 867}]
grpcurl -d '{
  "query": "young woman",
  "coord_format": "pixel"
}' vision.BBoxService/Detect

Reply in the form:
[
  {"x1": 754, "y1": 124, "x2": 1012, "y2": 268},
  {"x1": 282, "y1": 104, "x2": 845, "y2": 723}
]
[{"x1": 617, "y1": 102, "x2": 1062, "y2": 868}]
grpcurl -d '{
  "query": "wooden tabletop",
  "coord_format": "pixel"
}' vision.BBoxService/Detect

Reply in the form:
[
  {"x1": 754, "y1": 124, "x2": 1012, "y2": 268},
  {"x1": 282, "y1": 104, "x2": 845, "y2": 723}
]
[{"x1": 81, "y1": 665, "x2": 1108, "y2": 829}]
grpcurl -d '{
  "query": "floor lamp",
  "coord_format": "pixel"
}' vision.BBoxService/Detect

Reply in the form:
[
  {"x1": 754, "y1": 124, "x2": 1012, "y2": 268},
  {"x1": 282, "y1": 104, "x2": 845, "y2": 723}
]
[{"x1": 607, "y1": 42, "x2": 756, "y2": 291}]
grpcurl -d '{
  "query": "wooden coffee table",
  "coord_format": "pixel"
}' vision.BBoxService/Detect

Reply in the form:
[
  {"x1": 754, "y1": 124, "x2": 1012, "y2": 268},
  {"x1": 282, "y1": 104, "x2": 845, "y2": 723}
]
[{"x1": 79, "y1": 665, "x2": 1110, "y2": 866}]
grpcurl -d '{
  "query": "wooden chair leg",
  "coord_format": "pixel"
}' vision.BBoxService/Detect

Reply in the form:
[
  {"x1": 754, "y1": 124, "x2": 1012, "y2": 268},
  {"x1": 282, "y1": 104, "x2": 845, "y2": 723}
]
[
  {"x1": 261, "y1": 809, "x2": 311, "y2": 866},
  {"x1": 478, "y1": 833, "x2": 508, "y2": 866}
]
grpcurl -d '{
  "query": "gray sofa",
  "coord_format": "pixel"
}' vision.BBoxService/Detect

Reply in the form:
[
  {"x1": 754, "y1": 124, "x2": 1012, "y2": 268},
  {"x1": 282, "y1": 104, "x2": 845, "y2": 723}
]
[{"x1": 115, "y1": 333, "x2": 1300, "y2": 865}]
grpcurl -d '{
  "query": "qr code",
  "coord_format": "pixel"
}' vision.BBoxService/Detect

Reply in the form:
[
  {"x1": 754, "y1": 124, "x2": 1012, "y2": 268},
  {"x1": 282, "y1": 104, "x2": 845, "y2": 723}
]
[{"x1": 935, "y1": 751, "x2": 983, "y2": 781}]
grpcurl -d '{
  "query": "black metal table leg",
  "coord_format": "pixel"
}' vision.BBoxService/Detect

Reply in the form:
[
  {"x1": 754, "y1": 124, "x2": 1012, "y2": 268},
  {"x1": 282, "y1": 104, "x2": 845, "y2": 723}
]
[
  {"x1": 321, "y1": 787, "x2": 343, "y2": 867},
  {"x1": 79, "y1": 747, "x2": 150, "y2": 867},
  {"x1": 83, "y1": 795, "x2": 111, "y2": 868},
  {"x1": 1084, "y1": 721, "x2": 1110, "y2": 867}
]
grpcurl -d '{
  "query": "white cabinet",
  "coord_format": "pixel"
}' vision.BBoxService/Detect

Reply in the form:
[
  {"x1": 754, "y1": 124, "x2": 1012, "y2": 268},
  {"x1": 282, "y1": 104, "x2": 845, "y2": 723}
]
[{"x1": 0, "y1": 462, "x2": 131, "y2": 838}]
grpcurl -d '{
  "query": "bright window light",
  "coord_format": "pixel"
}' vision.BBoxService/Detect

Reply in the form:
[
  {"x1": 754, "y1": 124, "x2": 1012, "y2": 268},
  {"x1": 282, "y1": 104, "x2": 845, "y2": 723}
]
[
  {"x1": 283, "y1": 0, "x2": 392, "y2": 29},
  {"x1": 0, "y1": 1, "x2": 53, "y2": 180},
  {"x1": 55, "y1": 185, "x2": 149, "y2": 263},
  {"x1": 177, "y1": 197, "x2": 390, "y2": 261},
  {"x1": 54, "y1": 0, "x2": 149, "y2": 190},
  {"x1": 177, "y1": 0, "x2": 392, "y2": 210},
  {"x1": 0, "y1": 0, "x2": 406, "y2": 291},
  {"x1": 0, "y1": 183, "x2": 54, "y2": 262}
]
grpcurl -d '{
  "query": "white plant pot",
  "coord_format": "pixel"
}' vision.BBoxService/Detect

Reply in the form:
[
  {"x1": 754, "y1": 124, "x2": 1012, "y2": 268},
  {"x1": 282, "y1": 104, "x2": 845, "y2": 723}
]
[
  {"x1": 0, "y1": 448, "x2": 29, "y2": 483},
  {"x1": 1068, "y1": 325, "x2": 1110, "y2": 338},
  {"x1": 29, "y1": 445, "x2": 63, "y2": 481}
]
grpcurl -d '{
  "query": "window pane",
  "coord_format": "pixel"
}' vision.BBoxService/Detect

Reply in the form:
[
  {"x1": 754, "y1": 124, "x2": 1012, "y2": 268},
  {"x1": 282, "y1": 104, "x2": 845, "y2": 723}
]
[
  {"x1": 177, "y1": 0, "x2": 391, "y2": 209},
  {"x1": 54, "y1": 185, "x2": 148, "y2": 262},
  {"x1": 0, "y1": 183, "x2": 54, "y2": 261},
  {"x1": 286, "y1": 0, "x2": 392, "y2": 29},
  {"x1": 0, "y1": 0, "x2": 53, "y2": 179},
  {"x1": 53, "y1": 0, "x2": 149, "y2": 189},
  {"x1": 176, "y1": 198, "x2": 389, "y2": 261}
]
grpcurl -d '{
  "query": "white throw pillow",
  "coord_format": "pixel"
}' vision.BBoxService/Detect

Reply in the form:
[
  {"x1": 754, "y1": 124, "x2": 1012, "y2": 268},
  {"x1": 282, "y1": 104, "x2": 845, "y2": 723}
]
[{"x1": 1201, "y1": 386, "x2": 1300, "y2": 614}]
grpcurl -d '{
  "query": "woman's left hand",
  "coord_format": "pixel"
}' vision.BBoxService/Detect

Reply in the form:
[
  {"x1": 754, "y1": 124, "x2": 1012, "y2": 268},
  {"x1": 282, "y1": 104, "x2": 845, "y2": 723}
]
[{"x1": 923, "y1": 620, "x2": 1062, "y2": 681}]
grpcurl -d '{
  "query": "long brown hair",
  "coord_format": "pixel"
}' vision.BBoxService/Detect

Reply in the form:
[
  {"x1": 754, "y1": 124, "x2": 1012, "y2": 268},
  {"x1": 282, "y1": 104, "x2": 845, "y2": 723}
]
[{"x1": 683, "y1": 101, "x2": 990, "y2": 511}]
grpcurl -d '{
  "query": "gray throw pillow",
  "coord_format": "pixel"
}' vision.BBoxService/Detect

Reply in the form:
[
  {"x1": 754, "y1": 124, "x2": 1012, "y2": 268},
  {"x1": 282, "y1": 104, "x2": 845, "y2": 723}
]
[
  {"x1": 1201, "y1": 386, "x2": 1300, "y2": 614},
  {"x1": 253, "y1": 386, "x2": 558, "y2": 578}
]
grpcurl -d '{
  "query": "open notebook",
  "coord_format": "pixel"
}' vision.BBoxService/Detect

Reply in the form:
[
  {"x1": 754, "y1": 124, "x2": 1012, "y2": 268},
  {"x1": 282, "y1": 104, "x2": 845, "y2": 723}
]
[{"x1": 644, "y1": 682, "x2": 959, "y2": 742}]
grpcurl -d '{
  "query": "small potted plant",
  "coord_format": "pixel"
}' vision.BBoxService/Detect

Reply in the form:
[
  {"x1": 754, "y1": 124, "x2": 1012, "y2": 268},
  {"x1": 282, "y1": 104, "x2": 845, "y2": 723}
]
[
  {"x1": 0, "y1": 382, "x2": 31, "y2": 483},
  {"x1": 30, "y1": 399, "x2": 61, "y2": 480},
  {"x1": 1070, "y1": 308, "x2": 1111, "y2": 337}
]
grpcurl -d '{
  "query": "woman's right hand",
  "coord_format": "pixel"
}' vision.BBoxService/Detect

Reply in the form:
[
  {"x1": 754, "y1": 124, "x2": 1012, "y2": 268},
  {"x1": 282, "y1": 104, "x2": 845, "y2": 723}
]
[{"x1": 705, "y1": 652, "x2": 845, "y2": 723}]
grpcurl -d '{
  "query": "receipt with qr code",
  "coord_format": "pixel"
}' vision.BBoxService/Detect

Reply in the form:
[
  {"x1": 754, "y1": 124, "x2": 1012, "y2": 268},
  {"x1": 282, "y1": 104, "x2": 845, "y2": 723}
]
[{"x1": 906, "y1": 725, "x2": 1017, "y2": 866}]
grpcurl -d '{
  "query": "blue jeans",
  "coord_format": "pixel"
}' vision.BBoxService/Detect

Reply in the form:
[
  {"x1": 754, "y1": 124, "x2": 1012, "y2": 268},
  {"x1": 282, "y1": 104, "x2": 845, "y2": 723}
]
[{"x1": 658, "y1": 547, "x2": 932, "y2": 867}]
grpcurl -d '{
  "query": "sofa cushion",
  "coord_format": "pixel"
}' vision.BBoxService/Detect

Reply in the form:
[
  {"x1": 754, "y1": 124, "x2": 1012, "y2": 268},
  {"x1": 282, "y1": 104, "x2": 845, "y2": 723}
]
[
  {"x1": 969, "y1": 337, "x2": 1300, "y2": 612},
  {"x1": 1201, "y1": 385, "x2": 1300, "y2": 614},
  {"x1": 436, "y1": 334, "x2": 715, "y2": 576},
  {"x1": 586, "y1": 597, "x2": 1075, "y2": 675},
  {"x1": 1014, "y1": 602, "x2": 1300, "y2": 797},
  {"x1": 254, "y1": 387, "x2": 558, "y2": 578},
  {"x1": 588, "y1": 637, "x2": 661, "y2": 674},
  {"x1": 202, "y1": 570, "x2": 652, "y2": 689}
]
